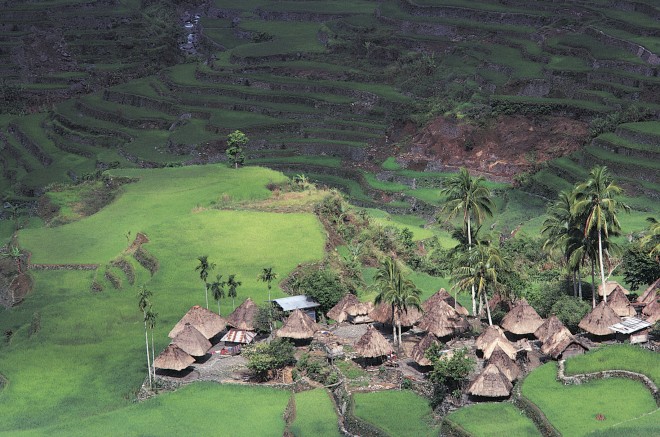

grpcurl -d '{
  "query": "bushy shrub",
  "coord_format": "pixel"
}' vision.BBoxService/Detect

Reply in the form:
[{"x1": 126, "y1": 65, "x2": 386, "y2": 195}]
[
  {"x1": 244, "y1": 338, "x2": 296, "y2": 381},
  {"x1": 290, "y1": 266, "x2": 349, "y2": 314},
  {"x1": 549, "y1": 295, "x2": 591, "y2": 333}
]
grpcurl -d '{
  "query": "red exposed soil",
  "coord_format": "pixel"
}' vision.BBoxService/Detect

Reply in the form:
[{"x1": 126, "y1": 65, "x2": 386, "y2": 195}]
[{"x1": 399, "y1": 115, "x2": 589, "y2": 181}]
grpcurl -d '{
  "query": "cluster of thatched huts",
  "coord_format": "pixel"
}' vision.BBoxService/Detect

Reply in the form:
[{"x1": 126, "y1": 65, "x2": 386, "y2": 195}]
[{"x1": 154, "y1": 298, "x2": 260, "y2": 373}]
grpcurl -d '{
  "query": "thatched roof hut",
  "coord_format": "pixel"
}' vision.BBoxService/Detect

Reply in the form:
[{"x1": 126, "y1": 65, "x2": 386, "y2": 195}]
[
  {"x1": 369, "y1": 302, "x2": 422, "y2": 327},
  {"x1": 642, "y1": 299, "x2": 660, "y2": 324},
  {"x1": 154, "y1": 344, "x2": 195, "y2": 371},
  {"x1": 172, "y1": 323, "x2": 212, "y2": 357},
  {"x1": 500, "y1": 299, "x2": 544, "y2": 335},
  {"x1": 637, "y1": 278, "x2": 659, "y2": 305},
  {"x1": 468, "y1": 363, "x2": 513, "y2": 398},
  {"x1": 345, "y1": 301, "x2": 375, "y2": 324},
  {"x1": 541, "y1": 327, "x2": 589, "y2": 359},
  {"x1": 578, "y1": 301, "x2": 622, "y2": 336},
  {"x1": 488, "y1": 346, "x2": 521, "y2": 382},
  {"x1": 276, "y1": 309, "x2": 320, "y2": 339},
  {"x1": 227, "y1": 298, "x2": 259, "y2": 331},
  {"x1": 411, "y1": 333, "x2": 439, "y2": 367},
  {"x1": 483, "y1": 336, "x2": 517, "y2": 360},
  {"x1": 354, "y1": 325, "x2": 392, "y2": 359},
  {"x1": 534, "y1": 315, "x2": 566, "y2": 343},
  {"x1": 608, "y1": 288, "x2": 636, "y2": 317},
  {"x1": 475, "y1": 325, "x2": 507, "y2": 352},
  {"x1": 169, "y1": 305, "x2": 227, "y2": 339},
  {"x1": 417, "y1": 300, "x2": 469, "y2": 338},
  {"x1": 598, "y1": 281, "x2": 629, "y2": 297},
  {"x1": 423, "y1": 289, "x2": 469, "y2": 316},
  {"x1": 327, "y1": 294, "x2": 359, "y2": 323}
]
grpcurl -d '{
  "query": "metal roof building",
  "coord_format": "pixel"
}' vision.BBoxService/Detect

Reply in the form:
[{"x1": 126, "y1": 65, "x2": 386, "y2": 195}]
[{"x1": 272, "y1": 295, "x2": 319, "y2": 311}]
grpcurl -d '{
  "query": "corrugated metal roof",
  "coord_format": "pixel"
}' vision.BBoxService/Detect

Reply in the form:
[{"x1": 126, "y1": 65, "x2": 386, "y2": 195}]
[
  {"x1": 609, "y1": 317, "x2": 652, "y2": 334},
  {"x1": 220, "y1": 329, "x2": 256, "y2": 344},
  {"x1": 272, "y1": 295, "x2": 319, "y2": 311}
]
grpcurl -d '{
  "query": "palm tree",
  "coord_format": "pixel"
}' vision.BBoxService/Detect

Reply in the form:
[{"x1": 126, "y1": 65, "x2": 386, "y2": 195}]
[
  {"x1": 145, "y1": 305, "x2": 158, "y2": 381},
  {"x1": 195, "y1": 256, "x2": 216, "y2": 309},
  {"x1": 258, "y1": 267, "x2": 278, "y2": 330},
  {"x1": 573, "y1": 166, "x2": 630, "y2": 303},
  {"x1": 640, "y1": 217, "x2": 660, "y2": 262},
  {"x1": 452, "y1": 243, "x2": 506, "y2": 326},
  {"x1": 226, "y1": 274, "x2": 242, "y2": 310},
  {"x1": 373, "y1": 257, "x2": 422, "y2": 346},
  {"x1": 257, "y1": 267, "x2": 278, "y2": 303},
  {"x1": 209, "y1": 274, "x2": 226, "y2": 315},
  {"x1": 440, "y1": 167, "x2": 494, "y2": 315},
  {"x1": 137, "y1": 285, "x2": 153, "y2": 388}
]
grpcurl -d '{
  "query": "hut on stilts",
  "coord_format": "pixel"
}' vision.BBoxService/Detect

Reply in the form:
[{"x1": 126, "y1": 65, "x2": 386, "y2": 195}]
[
  {"x1": 276, "y1": 309, "x2": 320, "y2": 344},
  {"x1": 354, "y1": 325, "x2": 393, "y2": 366},
  {"x1": 468, "y1": 363, "x2": 513, "y2": 399},
  {"x1": 153, "y1": 344, "x2": 195, "y2": 372},
  {"x1": 500, "y1": 299, "x2": 544, "y2": 338}
]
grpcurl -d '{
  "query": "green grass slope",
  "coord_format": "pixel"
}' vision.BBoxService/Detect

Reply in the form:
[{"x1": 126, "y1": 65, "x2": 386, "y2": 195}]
[{"x1": 0, "y1": 164, "x2": 325, "y2": 433}]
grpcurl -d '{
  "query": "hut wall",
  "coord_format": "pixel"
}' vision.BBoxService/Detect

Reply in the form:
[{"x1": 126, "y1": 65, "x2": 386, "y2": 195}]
[{"x1": 561, "y1": 344, "x2": 586, "y2": 359}]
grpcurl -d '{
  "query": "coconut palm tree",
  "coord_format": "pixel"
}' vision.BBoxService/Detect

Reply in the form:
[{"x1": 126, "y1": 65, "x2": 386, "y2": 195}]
[
  {"x1": 573, "y1": 166, "x2": 630, "y2": 303},
  {"x1": 640, "y1": 217, "x2": 660, "y2": 262},
  {"x1": 373, "y1": 257, "x2": 422, "y2": 346},
  {"x1": 440, "y1": 167, "x2": 494, "y2": 315},
  {"x1": 209, "y1": 274, "x2": 226, "y2": 315},
  {"x1": 137, "y1": 285, "x2": 153, "y2": 387},
  {"x1": 226, "y1": 274, "x2": 242, "y2": 310},
  {"x1": 452, "y1": 243, "x2": 506, "y2": 326},
  {"x1": 195, "y1": 256, "x2": 215, "y2": 309}
]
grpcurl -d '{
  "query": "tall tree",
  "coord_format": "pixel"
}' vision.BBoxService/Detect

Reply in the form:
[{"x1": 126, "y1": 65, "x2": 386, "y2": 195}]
[
  {"x1": 573, "y1": 166, "x2": 630, "y2": 303},
  {"x1": 209, "y1": 274, "x2": 226, "y2": 315},
  {"x1": 640, "y1": 217, "x2": 660, "y2": 262},
  {"x1": 226, "y1": 130, "x2": 248, "y2": 169},
  {"x1": 257, "y1": 267, "x2": 278, "y2": 330},
  {"x1": 373, "y1": 257, "x2": 422, "y2": 346},
  {"x1": 137, "y1": 285, "x2": 153, "y2": 388},
  {"x1": 440, "y1": 167, "x2": 494, "y2": 315},
  {"x1": 195, "y1": 255, "x2": 215, "y2": 309},
  {"x1": 226, "y1": 274, "x2": 242, "y2": 310},
  {"x1": 145, "y1": 305, "x2": 158, "y2": 381},
  {"x1": 452, "y1": 243, "x2": 506, "y2": 326}
]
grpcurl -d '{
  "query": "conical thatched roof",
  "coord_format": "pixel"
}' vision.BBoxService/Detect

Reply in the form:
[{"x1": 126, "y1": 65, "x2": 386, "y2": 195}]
[
  {"x1": 578, "y1": 301, "x2": 621, "y2": 336},
  {"x1": 227, "y1": 298, "x2": 259, "y2": 331},
  {"x1": 423, "y1": 289, "x2": 469, "y2": 316},
  {"x1": 488, "y1": 346, "x2": 521, "y2": 382},
  {"x1": 369, "y1": 302, "x2": 422, "y2": 327},
  {"x1": 417, "y1": 300, "x2": 469, "y2": 338},
  {"x1": 475, "y1": 325, "x2": 507, "y2": 351},
  {"x1": 500, "y1": 299, "x2": 544, "y2": 335},
  {"x1": 483, "y1": 336, "x2": 517, "y2": 360},
  {"x1": 468, "y1": 363, "x2": 513, "y2": 398},
  {"x1": 172, "y1": 323, "x2": 212, "y2": 357},
  {"x1": 276, "y1": 309, "x2": 320, "y2": 339},
  {"x1": 598, "y1": 281, "x2": 629, "y2": 297},
  {"x1": 354, "y1": 325, "x2": 392, "y2": 358},
  {"x1": 154, "y1": 344, "x2": 195, "y2": 371},
  {"x1": 607, "y1": 288, "x2": 636, "y2": 317},
  {"x1": 637, "y1": 278, "x2": 659, "y2": 304},
  {"x1": 541, "y1": 327, "x2": 588, "y2": 359},
  {"x1": 169, "y1": 305, "x2": 227, "y2": 339},
  {"x1": 534, "y1": 315, "x2": 566, "y2": 343},
  {"x1": 411, "y1": 333, "x2": 439, "y2": 367},
  {"x1": 327, "y1": 294, "x2": 359, "y2": 323},
  {"x1": 642, "y1": 298, "x2": 660, "y2": 324}
]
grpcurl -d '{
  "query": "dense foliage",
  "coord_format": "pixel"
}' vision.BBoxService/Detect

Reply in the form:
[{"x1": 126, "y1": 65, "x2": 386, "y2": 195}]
[{"x1": 244, "y1": 338, "x2": 296, "y2": 381}]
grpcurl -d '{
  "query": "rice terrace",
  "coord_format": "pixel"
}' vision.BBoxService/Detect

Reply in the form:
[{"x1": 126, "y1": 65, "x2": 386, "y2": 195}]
[{"x1": 0, "y1": 0, "x2": 658, "y2": 435}]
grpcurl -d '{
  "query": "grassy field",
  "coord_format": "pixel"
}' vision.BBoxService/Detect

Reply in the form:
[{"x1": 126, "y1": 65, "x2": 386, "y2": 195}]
[
  {"x1": 0, "y1": 165, "x2": 326, "y2": 433},
  {"x1": 290, "y1": 389, "x2": 341, "y2": 437},
  {"x1": 445, "y1": 402, "x2": 541, "y2": 437},
  {"x1": 564, "y1": 344, "x2": 660, "y2": 385},
  {"x1": 5, "y1": 383, "x2": 290, "y2": 436},
  {"x1": 521, "y1": 362, "x2": 657, "y2": 436},
  {"x1": 352, "y1": 390, "x2": 438, "y2": 436}
]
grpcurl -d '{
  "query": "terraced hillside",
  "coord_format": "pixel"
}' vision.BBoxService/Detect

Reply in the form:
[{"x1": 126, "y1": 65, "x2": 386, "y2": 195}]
[{"x1": 0, "y1": 0, "x2": 658, "y2": 210}]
